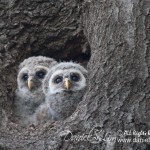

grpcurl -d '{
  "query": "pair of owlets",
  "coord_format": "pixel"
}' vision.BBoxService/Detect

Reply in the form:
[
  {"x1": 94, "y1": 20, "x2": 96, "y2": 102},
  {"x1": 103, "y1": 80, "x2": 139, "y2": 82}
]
[{"x1": 14, "y1": 56, "x2": 88, "y2": 126}]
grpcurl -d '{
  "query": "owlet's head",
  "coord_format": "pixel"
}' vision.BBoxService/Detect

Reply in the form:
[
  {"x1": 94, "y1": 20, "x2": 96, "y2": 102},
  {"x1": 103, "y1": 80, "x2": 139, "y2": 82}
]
[
  {"x1": 43, "y1": 62, "x2": 88, "y2": 94},
  {"x1": 17, "y1": 56, "x2": 57, "y2": 92}
]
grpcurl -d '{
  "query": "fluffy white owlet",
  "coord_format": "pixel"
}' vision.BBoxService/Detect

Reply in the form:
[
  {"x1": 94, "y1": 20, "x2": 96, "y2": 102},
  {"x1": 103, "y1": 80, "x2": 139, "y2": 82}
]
[
  {"x1": 33, "y1": 62, "x2": 88, "y2": 124},
  {"x1": 14, "y1": 56, "x2": 57, "y2": 126}
]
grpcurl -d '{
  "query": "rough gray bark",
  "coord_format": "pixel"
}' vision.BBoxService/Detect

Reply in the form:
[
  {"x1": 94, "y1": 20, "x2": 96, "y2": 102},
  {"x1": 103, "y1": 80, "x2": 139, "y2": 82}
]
[{"x1": 0, "y1": 0, "x2": 150, "y2": 150}]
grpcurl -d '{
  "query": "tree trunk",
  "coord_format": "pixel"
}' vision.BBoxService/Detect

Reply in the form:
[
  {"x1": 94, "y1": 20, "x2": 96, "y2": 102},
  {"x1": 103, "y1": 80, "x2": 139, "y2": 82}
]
[{"x1": 0, "y1": 0, "x2": 150, "y2": 150}]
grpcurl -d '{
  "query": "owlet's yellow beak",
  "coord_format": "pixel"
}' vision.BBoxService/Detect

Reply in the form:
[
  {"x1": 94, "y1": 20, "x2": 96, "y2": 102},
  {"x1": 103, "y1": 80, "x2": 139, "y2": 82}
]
[
  {"x1": 64, "y1": 78, "x2": 72, "y2": 90},
  {"x1": 28, "y1": 79, "x2": 34, "y2": 90}
]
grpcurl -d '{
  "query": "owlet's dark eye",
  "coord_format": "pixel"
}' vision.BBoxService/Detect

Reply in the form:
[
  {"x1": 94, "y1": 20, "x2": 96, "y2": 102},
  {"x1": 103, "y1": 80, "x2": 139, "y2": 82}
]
[
  {"x1": 71, "y1": 73, "x2": 80, "y2": 82},
  {"x1": 54, "y1": 76, "x2": 63, "y2": 84},
  {"x1": 22, "y1": 74, "x2": 28, "y2": 81},
  {"x1": 36, "y1": 71, "x2": 46, "y2": 79}
]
